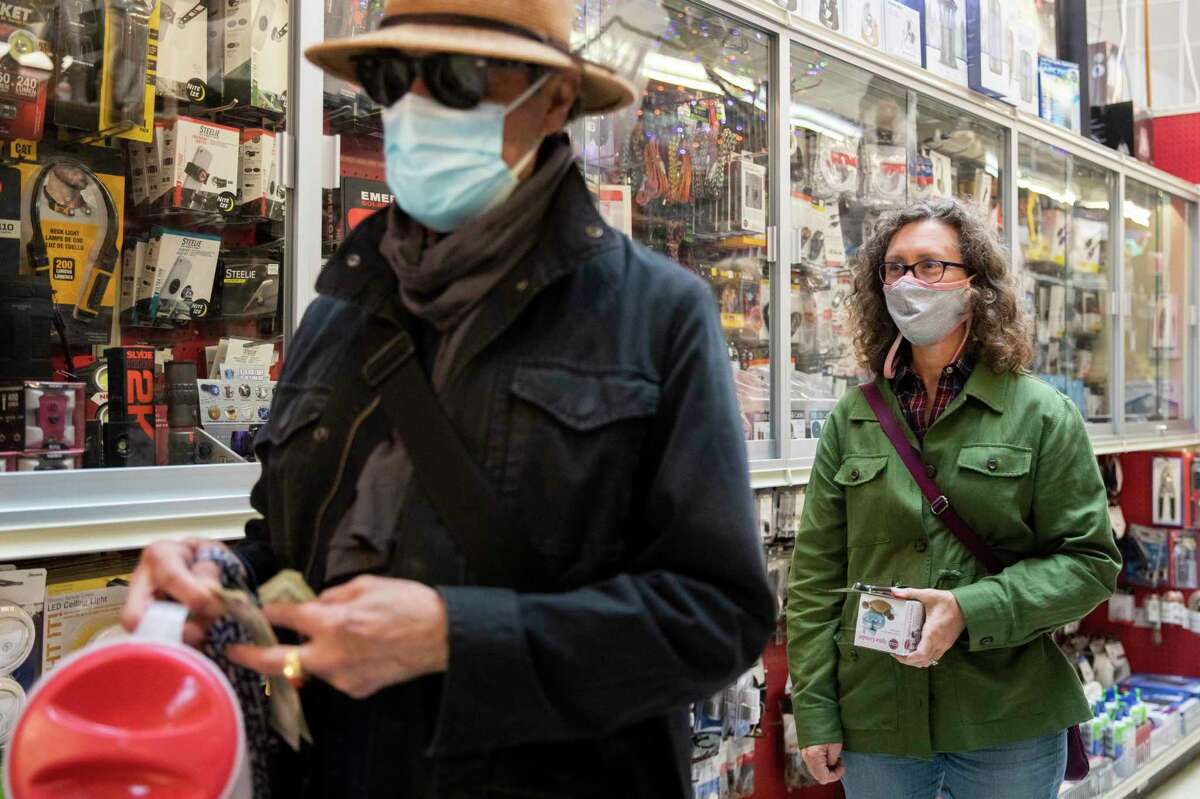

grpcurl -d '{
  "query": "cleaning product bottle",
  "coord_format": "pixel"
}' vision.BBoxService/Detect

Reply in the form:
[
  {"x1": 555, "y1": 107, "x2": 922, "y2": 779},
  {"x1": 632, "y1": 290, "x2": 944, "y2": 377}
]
[
  {"x1": 1102, "y1": 708, "x2": 1117, "y2": 758},
  {"x1": 1133, "y1": 689, "x2": 1148, "y2": 726}
]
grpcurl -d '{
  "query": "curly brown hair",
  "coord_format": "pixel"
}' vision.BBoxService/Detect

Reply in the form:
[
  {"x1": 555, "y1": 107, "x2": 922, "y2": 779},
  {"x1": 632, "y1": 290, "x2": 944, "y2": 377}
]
[{"x1": 850, "y1": 198, "x2": 1034, "y2": 375}]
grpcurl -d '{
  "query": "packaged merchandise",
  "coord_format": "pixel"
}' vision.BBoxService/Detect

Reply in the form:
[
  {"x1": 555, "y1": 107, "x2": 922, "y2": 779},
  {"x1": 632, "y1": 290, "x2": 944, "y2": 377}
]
[
  {"x1": 197, "y1": 377, "x2": 274, "y2": 426},
  {"x1": 117, "y1": 237, "x2": 145, "y2": 325},
  {"x1": 41, "y1": 572, "x2": 131, "y2": 672},
  {"x1": 929, "y1": 150, "x2": 953, "y2": 197},
  {"x1": 149, "y1": 120, "x2": 177, "y2": 207},
  {"x1": 801, "y1": 0, "x2": 844, "y2": 34},
  {"x1": 0, "y1": 381, "x2": 85, "y2": 451},
  {"x1": 1070, "y1": 214, "x2": 1106, "y2": 273},
  {"x1": 224, "y1": 0, "x2": 290, "y2": 114},
  {"x1": 210, "y1": 336, "x2": 275, "y2": 381},
  {"x1": 53, "y1": 0, "x2": 159, "y2": 143},
  {"x1": 1171, "y1": 530, "x2": 1199, "y2": 589},
  {"x1": 216, "y1": 258, "x2": 279, "y2": 319},
  {"x1": 0, "y1": 166, "x2": 21, "y2": 275},
  {"x1": 1038, "y1": 56, "x2": 1082, "y2": 134},
  {"x1": 1089, "y1": 41, "x2": 1123, "y2": 107},
  {"x1": 807, "y1": 132, "x2": 861, "y2": 200},
  {"x1": 965, "y1": 0, "x2": 1008, "y2": 100},
  {"x1": 17, "y1": 153, "x2": 126, "y2": 346},
  {"x1": 339, "y1": 176, "x2": 393, "y2": 238},
  {"x1": 156, "y1": 0, "x2": 209, "y2": 102},
  {"x1": 206, "y1": 0, "x2": 225, "y2": 98},
  {"x1": 883, "y1": 0, "x2": 925, "y2": 67},
  {"x1": 14, "y1": 449, "x2": 82, "y2": 470},
  {"x1": 851, "y1": 583, "x2": 925, "y2": 654},
  {"x1": 0, "y1": 1, "x2": 53, "y2": 142},
  {"x1": 909, "y1": 152, "x2": 936, "y2": 199},
  {"x1": 846, "y1": 0, "x2": 884, "y2": 50},
  {"x1": 128, "y1": 142, "x2": 148, "y2": 210},
  {"x1": 167, "y1": 116, "x2": 240, "y2": 213},
  {"x1": 731, "y1": 156, "x2": 766, "y2": 233},
  {"x1": 861, "y1": 144, "x2": 907, "y2": 206},
  {"x1": 145, "y1": 227, "x2": 222, "y2": 324},
  {"x1": 238, "y1": 128, "x2": 285, "y2": 219},
  {"x1": 0, "y1": 567, "x2": 47, "y2": 735},
  {"x1": 1124, "y1": 525, "x2": 1171, "y2": 588},
  {"x1": 925, "y1": 0, "x2": 967, "y2": 87},
  {"x1": 1009, "y1": 15, "x2": 1041, "y2": 114},
  {"x1": 809, "y1": 200, "x2": 847, "y2": 267},
  {"x1": 103, "y1": 345, "x2": 157, "y2": 467}
]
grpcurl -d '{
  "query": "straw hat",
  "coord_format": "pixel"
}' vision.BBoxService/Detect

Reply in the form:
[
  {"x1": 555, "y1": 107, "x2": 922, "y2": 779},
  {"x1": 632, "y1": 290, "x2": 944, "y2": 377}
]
[{"x1": 306, "y1": 0, "x2": 637, "y2": 116}]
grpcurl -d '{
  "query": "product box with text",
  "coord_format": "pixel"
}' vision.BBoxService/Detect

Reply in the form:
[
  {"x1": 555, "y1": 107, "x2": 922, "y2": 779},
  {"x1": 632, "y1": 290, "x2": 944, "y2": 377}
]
[
  {"x1": 157, "y1": 0, "x2": 209, "y2": 101},
  {"x1": 147, "y1": 227, "x2": 222, "y2": 325},
  {"x1": 43, "y1": 573, "x2": 131, "y2": 672},
  {"x1": 966, "y1": 0, "x2": 1009, "y2": 100},
  {"x1": 883, "y1": 0, "x2": 925, "y2": 67},
  {"x1": 239, "y1": 128, "x2": 284, "y2": 219},
  {"x1": 0, "y1": 1, "x2": 54, "y2": 141},
  {"x1": 925, "y1": 0, "x2": 967, "y2": 87},
  {"x1": 168, "y1": 116, "x2": 239, "y2": 213},
  {"x1": 225, "y1": 0, "x2": 290, "y2": 114},
  {"x1": 854, "y1": 588, "x2": 925, "y2": 654}
]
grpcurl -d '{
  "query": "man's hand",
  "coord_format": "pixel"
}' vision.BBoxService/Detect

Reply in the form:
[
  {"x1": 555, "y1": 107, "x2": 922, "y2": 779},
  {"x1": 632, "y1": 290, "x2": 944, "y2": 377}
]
[
  {"x1": 227, "y1": 575, "x2": 450, "y2": 699},
  {"x1": 121, "y1": 539, "x2": 228, "y2": 646},
  {"x1": 891, "y1": 587, "x2": 965, "y2": 669},
  {"x1": 801, "y1": 743, "x2": 845, "y2": 784}
]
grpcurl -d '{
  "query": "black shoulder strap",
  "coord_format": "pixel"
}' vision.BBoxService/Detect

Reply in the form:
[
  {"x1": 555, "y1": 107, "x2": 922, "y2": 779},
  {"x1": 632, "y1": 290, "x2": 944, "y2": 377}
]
[{"x1": 364, "y1": 327, "x2": 541, "y2": 589}]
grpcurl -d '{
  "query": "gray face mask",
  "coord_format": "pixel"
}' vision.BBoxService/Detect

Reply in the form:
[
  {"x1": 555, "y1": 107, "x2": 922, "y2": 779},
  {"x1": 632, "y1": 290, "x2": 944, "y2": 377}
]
[{"x1": 883, "y1": 275, "x2": 973, "y2": 346}]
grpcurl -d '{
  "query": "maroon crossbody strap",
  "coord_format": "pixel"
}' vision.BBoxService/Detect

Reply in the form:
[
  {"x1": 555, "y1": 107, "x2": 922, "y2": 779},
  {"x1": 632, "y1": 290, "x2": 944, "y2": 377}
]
[
  {"x1": 859, "y1": 382, "x2": 1090, "y2": 781},
  {"x1": 859, "y1": 382, "x2": 1004, "y2": 575}
]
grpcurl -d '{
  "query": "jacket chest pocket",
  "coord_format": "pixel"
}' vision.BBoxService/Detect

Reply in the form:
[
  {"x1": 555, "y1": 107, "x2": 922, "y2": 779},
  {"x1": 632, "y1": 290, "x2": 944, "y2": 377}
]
[
  {"x1": 955, "y1": 444, "x2": 1034, "y2": 518},
  {"x1": 503, "y1": 363, "x2": 659, "y2": 571},
  {"x1": 834, "y1": 455, "x2": 892, "y2": 547},
  {"x1": 260, "y1": 383, "x2": 333, "y2": 556}
]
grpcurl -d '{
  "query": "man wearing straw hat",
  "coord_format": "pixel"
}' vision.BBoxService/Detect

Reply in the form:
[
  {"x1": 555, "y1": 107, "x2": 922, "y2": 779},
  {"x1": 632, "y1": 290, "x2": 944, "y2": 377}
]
[{"x1": 124, "y1": 1, "x2": 775, "y2": 796}]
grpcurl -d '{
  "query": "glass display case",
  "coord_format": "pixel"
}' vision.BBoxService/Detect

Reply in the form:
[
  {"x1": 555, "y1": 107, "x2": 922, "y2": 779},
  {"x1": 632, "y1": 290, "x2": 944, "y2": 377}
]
[
  {"x1": 1123, "y1": 179, "x2": 1191, "y2": 427},
  {"x1": 573, "y1": 0, "x2": 775, "y2": 449},
  {"x1": 1017, "y1": 137, "x2": 1114, "y2": 424},
  {"x1": 785, "y1": 43, "x2": 1006, "y2": 443}
]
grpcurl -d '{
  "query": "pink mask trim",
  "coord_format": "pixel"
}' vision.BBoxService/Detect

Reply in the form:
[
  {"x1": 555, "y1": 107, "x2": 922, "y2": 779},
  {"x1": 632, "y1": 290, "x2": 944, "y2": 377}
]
[{"x1": 883, "y1": 273, "x2": 975, "y2": 293}]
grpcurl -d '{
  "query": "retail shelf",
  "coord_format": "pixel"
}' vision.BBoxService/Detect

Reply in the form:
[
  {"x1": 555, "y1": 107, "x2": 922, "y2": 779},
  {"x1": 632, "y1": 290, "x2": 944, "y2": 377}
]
[{"x1": 1102, "y1": 726, "x2": 1200, "y2": 799}]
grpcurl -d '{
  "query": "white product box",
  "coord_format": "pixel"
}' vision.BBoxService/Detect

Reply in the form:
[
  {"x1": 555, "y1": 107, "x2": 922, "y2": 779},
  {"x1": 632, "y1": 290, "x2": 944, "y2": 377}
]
[
  {"x1": 42, "y1": 574, "x2": 130, "y2": 672},
  {"x1": 854, "y1": 588, "x2": 925, "y2": 654},
  {"x1": 846, "y1": 0, "x2": 885, "y2": 50},
  {"x1": 884, "y1": 0, "x2": 924, "y2": 66},
  {"x1": 1010, "y1": 17, "x2": 1040, "y2": 114},
  {"x1": 170, "y1": 116, "x2": 240, "y2": 213},
  {"x1": 157, "y1": 0, "x2": 209, "y2": 101},
  {"x1": 135, "y1": 234, "x2": 161, "y2": 321},
  {"x1": 151, "y1": 227, "x2": 223, "y2": 324},
  {"x1": 966, "y1": 0, "x2": 1009, "y2": 99},
  {"x1": 239, "y1": 128, "x2": 284, "y2": 219},
  {"x1": 925, "y1": 0, "x2": 967, "y2": 87},
  {"x1": 128, "y1": 143, "x2": 147, "y2": 208},
  {"x1": 149, "y1": 120, "x2": 176, "y2": 206},
  {"x1": 225, "y1": 0, "x2": 290, "y2": 114},
  {"x1": 801, "y1": 0, "x2": 844, "y2": 35}
]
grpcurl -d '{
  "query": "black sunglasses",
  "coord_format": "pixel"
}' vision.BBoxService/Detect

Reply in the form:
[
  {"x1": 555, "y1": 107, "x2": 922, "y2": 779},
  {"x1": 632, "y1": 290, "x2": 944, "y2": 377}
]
[{"x1": 353, "y1": 51, "x2": 547, "y2": 110}]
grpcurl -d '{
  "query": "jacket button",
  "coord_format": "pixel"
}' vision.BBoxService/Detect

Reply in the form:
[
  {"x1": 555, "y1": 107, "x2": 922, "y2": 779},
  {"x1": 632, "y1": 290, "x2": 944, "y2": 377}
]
[
  {"x1": 849, "y1": 468, "x2": 861, "y2": 481},
  {"x1": 925, "y1": 464, "x2": 937, "y2": 479},
  {"x1": 980, "y1": 636, "x2": 994, "y2": 646},
  {"x1": 585, "y1": 225, "x2": 604, "y2": 239},
  {"x1": 914, "y1": 539, "x2": 928, "y2": 553},
  {"x1": 312, "y1": 427, "x2": 329, "y2": 443},
  {"x1": 346, "y1": 253, "x2": 361, "y2": 268},
  {"x1": 986, "y1": 457, "x2": 999, "y2": 472}
]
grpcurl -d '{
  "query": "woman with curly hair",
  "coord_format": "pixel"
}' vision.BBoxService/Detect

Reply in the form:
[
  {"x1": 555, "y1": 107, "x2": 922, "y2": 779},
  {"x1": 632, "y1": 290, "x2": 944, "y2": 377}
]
[{"x1": 785, "y1": 198, "x2": 1120, "y2": 799}]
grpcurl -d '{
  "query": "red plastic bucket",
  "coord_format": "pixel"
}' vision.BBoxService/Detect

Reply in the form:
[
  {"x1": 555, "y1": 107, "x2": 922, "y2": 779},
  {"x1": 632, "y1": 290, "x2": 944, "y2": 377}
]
[{"x1": 3, "y1": 603, "x2": 251, "y2": 799}]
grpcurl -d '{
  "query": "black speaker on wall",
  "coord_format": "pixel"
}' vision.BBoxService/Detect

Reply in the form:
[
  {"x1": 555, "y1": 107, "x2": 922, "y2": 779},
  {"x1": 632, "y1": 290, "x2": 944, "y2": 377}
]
[{"x1": 1057, "y1": 0, "x2": 1092, "y2": 138}]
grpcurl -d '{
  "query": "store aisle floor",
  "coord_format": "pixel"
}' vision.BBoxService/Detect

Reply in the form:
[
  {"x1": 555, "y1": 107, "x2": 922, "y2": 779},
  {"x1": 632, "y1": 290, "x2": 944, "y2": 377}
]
[{"x1": 1146, "y1": 755, "x2": 1200, "y2": 799}]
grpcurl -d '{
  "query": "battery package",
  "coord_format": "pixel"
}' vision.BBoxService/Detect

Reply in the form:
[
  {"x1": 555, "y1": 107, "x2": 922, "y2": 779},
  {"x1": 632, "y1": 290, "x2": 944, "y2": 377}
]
[
  {"x1": 17, "y1": 152, "x2": 126, "y2": 346},
  {"x1": 216, "y1": 258, "x2": 279, "y2": 319},
  {"x1": 239, "y1": 128, "x2": 284, "y2": 219},
  {"x1": 0, "y1": 1, "x2": 53, "y2": 142},
  {"x1": 157, "y1": 0, "x2": 208, "y2": 101},
  {"x1": 168, "y1": 116, "x2": 239, "y2": 213},
  {"x1": 104, "y1": 345, "x2": 156, "y2": 466},
  {"x1": 853, "y1": 586, "x2": 925, "y2": 654},
  {"x1": 146, "y1": 227, "x2": 222, "y2": 325},
  {"x1": 225, "y1": 0, "x2": 290, "y2": 114},
  {"x1": 966, "y1": 0, "x2": 1009, "y2": 100}
]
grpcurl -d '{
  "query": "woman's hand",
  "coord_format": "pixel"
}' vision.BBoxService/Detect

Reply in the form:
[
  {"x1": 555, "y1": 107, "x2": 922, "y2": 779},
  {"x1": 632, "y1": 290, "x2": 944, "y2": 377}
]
[
  {"x1": 801, "y1": 743, "x2": 845, "y2": 784},
  {"x1": 891, "y1": 587, "x2": 965, "y2": 669},
  {"x1": 121, "y1": 539, "x2": 228, "y2": 646},
  {"x1": 226, "y1": 575, "x2": 449, "y2": 699}
]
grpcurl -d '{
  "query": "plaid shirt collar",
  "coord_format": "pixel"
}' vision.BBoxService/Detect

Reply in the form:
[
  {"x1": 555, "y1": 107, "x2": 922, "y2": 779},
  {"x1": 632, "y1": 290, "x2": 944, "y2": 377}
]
[{"x1": 891, "y1": 349, "x2": 978, "y2": 439}]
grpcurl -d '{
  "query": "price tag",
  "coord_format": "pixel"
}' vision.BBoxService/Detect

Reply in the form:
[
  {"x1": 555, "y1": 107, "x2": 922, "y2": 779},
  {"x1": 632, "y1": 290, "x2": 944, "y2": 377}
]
[{"x1": 1109, "y1": 593, "x2": 1135, "y2": 623}]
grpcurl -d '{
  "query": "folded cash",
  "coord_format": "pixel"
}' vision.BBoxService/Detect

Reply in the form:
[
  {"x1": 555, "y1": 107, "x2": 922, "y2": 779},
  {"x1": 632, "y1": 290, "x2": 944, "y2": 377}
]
[{"x1": 259, "y1": 569, "x2": 317, "y2": 606}]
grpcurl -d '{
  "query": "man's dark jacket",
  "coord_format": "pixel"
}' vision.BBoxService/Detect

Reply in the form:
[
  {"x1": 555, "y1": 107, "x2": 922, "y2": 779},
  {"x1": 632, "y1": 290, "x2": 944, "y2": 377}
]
[{"x1": 235, "y1": 162, "x2": 776, "y2": 798}]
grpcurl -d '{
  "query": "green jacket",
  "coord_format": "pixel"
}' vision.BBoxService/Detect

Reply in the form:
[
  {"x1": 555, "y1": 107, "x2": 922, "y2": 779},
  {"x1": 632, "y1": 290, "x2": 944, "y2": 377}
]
[{"x1": 785, "y1": 366, "x2": 1121, "y2": 758}]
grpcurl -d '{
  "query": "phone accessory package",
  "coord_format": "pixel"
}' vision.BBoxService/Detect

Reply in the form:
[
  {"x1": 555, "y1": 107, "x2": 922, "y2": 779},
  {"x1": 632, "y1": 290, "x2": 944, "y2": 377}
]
[{"x1": 851, "y1": 583, "x2": 925, "y2": 654}]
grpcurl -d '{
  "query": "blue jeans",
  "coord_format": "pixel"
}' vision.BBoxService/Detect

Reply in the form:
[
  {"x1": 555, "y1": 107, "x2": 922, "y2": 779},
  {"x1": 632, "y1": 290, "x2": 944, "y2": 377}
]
[{"x1": 840, "y1": 731, "x2": 1067, "y2": 799}]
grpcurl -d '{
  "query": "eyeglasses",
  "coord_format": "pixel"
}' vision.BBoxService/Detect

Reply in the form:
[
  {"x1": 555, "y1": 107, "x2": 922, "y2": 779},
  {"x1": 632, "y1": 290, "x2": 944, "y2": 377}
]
[
  {"x1": 352, "y1": 51, "x2": 547, "y2": 110},
  {"x1": 879, "y1": 259, "x2": 970, "y2": 286}
]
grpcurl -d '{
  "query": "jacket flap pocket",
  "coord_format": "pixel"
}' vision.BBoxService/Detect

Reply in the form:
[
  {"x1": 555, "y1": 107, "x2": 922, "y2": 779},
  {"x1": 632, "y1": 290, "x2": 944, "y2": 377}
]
[
  {"x1": 957, "y1": 444, "x2": 1033, "y2": 477},
  {"x1": 512, "y1": 364, "x2": 659, "y2": 431},
  {"x1": 833, "y1": 455, "x2": 889, "y2": 487},
  {"x1": 264, "y1": 386, "x2": 331, "y2": 447}
]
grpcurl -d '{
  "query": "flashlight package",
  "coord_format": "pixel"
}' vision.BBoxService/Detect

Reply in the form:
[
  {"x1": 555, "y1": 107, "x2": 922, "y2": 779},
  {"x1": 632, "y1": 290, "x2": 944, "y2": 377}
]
[
  {"x1": 225, "y1": 0, "x2": 290, "y2": 114},
  {"x1": 239, "y1": 128, "x2": 284, "y2": 219},
  {"x1": 165, "y1": 115, "x2": 239, "y2": 213},
  {"x1": 137, "y1": 227, "x2": 221, "y2": 325},
  {"x1": 0, "y1": 381, "x2": 85, "y2": 452},
  {"x1": 0, "y1": 1, "x2": 53, "y2": 142},
  {"x1": 156, "y1": 0, "x2": 209, "y2": 102}
]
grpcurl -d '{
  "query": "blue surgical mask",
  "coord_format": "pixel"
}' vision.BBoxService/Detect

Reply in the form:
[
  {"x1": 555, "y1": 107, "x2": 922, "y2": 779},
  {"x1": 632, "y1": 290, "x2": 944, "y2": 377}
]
[{"x1": 382, "y1": 74, "x2": 550, "y2": 233}]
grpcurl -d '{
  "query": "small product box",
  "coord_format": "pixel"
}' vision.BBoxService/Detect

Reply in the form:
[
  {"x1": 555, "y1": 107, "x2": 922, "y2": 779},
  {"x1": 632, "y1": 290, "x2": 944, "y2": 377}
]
[
  {"x1": 224, "y1": 0, "x2": 290, "y2": 114},
  {"x1": 156, "y1": 0, "x2": 209, "y2": 102},
  {"x1": 216, "y1": 258, "x2": 280, "y2": 319},
  {"x1": 846, "y1": 0, "x2": 885, "y2": 51},
  {"x1": 0, "y1": 1, "x2": 54, "y2": 142},
  {"x1": 1038, "y1": 56, "x2": 1081, "y2": 134},
  {"x1": 168, "y1": 116, "x2": 240, "y2": 214},
  {"x1": 883, "y1": 0, "x2": 925, "y2": 67},
  {"x1": 801, "y1": 0, "x2": 844, "y2": 34},
  {"x1": 15, "y1": 449, "x2": 82, "y2": 470},
  {"x1": 104, "y1": 345, "x2": 157, "y2": 467},
  {"x1": 238, "y1": 128, "x2": 284, "y2": 219},
  {"x1": 925, "y1": 0, "x2": 967, "y2": 87},
  {"x1": 0, "y1": 381, "x2": 85, "y2": 451},
  {"x1": 1009, "y1": 17, "x2": 1040, "y2": 114},
  {"x1": 149, "y1": 227, "x2": 222, "y2": 325},
  {"x1": 852, "y1": 584, "x2": 925, "y2": 654},
  {"x1": 966, "y1": 0, "x2": 1009, "y2": 100}
]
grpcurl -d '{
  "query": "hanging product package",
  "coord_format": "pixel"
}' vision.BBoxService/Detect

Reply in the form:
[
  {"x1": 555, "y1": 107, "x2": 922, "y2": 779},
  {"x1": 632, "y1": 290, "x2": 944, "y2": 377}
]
[
  {"x1": 0, "y1": 567, "x2": 47, "y2": 747},
  {"x1": 861, "y1": 144, "x2": 908, "y2": 207},
  {"x1": 18, "y1": 149, "x2": 126, "y2": 346},
  {"x1": 0, "y1": 1, "x2": 54, "y2": 142},
  {"x1": 53, "y1": 0, "x2": 159, "y2": 142},
  {"x1": 808, "y1": 131, "x2": 861, "y2": 200},
  {"x1": 224, "y1": 0, "x2": 290, "y2": 113},
  {"x1": 216, "y1": 257, "x2": 280, "y2": 320},
  {"x1": 156, "y1": 0, "x2": 209, "y2": 102}
]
